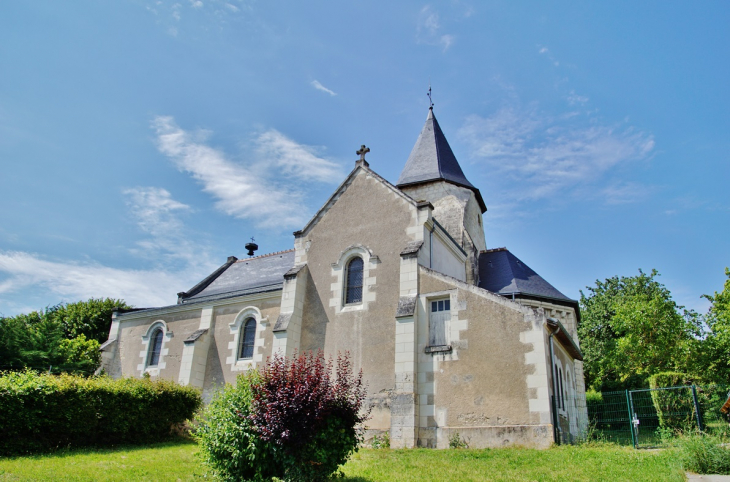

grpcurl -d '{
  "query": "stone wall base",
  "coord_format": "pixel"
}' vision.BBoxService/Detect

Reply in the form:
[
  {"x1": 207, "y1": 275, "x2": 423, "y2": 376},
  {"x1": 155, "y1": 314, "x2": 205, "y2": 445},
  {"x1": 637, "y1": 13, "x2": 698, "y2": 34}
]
[{"x1": 418, "y1": 424, "x2": 554, "y2": 449}]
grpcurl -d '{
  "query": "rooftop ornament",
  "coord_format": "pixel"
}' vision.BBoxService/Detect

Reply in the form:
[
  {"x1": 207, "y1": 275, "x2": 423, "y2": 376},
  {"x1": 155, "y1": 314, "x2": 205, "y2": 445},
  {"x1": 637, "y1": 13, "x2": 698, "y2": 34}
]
[
  {"x1": 245, "y1": 237, "x2": 259, "y2": 257},
  {"x1": 356, "y1": 145, "x2": 370, "y2": 162}
]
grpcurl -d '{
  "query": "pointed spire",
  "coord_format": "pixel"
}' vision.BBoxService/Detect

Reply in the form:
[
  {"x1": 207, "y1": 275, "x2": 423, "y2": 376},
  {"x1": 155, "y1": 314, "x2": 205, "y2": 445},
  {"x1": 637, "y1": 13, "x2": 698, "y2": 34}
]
[{"x1": 397, "y1": 108, "x2": 486, "y2": 213}]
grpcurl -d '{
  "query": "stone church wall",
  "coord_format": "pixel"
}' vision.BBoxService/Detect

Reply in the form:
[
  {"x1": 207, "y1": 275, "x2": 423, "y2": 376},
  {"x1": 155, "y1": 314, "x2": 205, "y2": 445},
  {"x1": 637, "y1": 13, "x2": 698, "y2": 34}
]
[
  {"x1": 208, "y1": 294, "x2": 282, "y2": 385},
  {"x1": 116, "y1": 309, "x2": 203, "y2": 382},
  {"x1": 297, "y1": 169, "x2": 417, "y2": 432},
  {"x1": 416, "y1": 268, "x2": 553, "y2": 449}
]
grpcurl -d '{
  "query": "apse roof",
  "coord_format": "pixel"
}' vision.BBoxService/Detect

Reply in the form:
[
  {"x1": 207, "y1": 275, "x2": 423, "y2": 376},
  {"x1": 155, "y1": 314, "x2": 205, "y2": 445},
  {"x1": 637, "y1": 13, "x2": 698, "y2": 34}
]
[
  {"x1": 180, "y1": 250, "x2": 295, "y2": 303},
  {"x1": 396, "y1": 108, "x2": 486, "y2": 213},
  {"x1": 478, "y1": 248, "x2": 575, "y2": 305}
]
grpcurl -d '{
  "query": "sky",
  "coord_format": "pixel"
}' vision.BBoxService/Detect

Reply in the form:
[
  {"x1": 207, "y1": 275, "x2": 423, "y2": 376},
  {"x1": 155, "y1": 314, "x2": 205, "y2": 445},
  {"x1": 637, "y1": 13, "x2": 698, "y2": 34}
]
[{"x1": 0, "y1": 1, "x2": 728, "y2": 317}]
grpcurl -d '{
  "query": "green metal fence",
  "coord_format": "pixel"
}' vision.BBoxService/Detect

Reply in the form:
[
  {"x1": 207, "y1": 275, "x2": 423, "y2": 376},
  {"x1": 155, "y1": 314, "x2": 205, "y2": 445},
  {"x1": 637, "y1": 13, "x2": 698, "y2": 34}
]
[{"x1": 586, "y1": 384, "x2": 730, "y2": 448}]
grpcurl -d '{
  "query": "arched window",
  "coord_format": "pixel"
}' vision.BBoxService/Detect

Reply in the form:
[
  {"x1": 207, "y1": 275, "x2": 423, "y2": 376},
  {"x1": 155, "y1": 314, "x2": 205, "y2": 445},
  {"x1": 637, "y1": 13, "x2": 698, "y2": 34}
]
[
  {"x1": 238, "y1": 318, "x2": 256, "y2": 359},
  {"x1": 345, "y1": 257, "x2": 363, "y2": 304},
  {"x1": 147, "y1": 328, "x2": 164, "y2": 367}
]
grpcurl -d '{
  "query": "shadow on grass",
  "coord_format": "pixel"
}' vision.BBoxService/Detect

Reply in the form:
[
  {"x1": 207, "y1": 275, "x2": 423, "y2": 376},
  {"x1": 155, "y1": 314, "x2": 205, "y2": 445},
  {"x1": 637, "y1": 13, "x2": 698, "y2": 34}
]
[{"x1": 0, "y1": 436, "x2": 196, "y2": 461}]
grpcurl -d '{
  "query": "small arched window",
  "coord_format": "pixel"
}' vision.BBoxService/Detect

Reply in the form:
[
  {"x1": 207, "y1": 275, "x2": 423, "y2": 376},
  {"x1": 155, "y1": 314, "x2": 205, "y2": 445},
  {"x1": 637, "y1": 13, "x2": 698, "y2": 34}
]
[
  {"x1": 345, "y1": 257, "x2": 363, "y2": 304},
  {"x1": 238, "y1": 318, "x2": 256, "y2": 359},
  {"x1": 147, "y1": 328, "x2": 164, "y2": 367}
]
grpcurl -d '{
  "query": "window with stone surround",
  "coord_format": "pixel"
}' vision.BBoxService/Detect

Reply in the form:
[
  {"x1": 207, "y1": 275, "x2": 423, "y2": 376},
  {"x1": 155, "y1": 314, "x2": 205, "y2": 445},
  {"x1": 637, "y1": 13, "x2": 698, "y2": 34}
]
[
  {"x1": 238, "y1": 318, "x2": 256, "y2": 360},
  {"x1": 428, "y1": 298, "x2": 450, "y2": 347},
  {"x1": 147, "y1": 328, "x2": 163, "y2": 367},
  {"x1": 345, "y1": 257, "x2": 363, "y2": 304}
]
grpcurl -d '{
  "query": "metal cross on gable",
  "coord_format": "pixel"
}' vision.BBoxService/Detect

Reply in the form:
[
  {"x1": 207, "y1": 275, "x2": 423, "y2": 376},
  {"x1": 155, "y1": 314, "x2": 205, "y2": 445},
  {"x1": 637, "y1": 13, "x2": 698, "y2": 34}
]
[{"x1": 356, "y1": 145, "x2": 370, "y2": 161}]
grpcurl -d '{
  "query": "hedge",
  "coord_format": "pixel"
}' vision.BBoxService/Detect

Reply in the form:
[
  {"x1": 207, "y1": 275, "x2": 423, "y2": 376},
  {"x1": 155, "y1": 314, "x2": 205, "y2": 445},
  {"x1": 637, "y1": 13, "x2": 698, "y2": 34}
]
[{"x1": 0, "y1": 370, "x2": 201, "y2": 455}]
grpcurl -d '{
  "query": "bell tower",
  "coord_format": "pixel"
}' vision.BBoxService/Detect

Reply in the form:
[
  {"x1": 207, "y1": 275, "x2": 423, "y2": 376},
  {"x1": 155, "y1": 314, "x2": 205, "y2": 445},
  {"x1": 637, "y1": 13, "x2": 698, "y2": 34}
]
[{"x1": 396, "y1": 107, "x2": 487, "y2": 284}]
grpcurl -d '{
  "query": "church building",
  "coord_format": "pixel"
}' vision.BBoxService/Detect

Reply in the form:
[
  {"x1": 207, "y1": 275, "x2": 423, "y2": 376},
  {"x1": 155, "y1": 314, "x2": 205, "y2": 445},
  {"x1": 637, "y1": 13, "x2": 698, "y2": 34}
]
[{"x1": 101, "y1": 107, "x2": 587, "y2": 448}]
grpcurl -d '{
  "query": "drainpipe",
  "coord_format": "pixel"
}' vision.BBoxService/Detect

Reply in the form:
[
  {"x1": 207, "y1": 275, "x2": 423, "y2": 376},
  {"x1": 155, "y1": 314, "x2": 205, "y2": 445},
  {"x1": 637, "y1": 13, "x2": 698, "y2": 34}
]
[
  {"x1": 429, "y1": 224, "x2": 434, "y2": 269},
  {"x1": 548, "y1": 321, "x2": 561, "y2": 445}
]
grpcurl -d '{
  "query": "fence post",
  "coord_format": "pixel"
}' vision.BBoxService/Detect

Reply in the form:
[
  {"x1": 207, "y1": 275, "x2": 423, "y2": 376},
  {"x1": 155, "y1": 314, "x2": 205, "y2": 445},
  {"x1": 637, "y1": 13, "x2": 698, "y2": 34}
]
[
  {"x1": 691, "y1": 385, "x2": 704, "y2": 432},
  {"x1": 626, "y1": 390, "x2": 637, "y2": 449}
]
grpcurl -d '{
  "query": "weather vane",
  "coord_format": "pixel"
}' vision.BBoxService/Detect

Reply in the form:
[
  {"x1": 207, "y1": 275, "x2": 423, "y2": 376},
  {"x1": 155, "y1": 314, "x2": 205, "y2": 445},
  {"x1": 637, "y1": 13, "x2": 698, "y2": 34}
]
[{"x1": 427, "y1": 83, "x2": 434, "y2": 109}]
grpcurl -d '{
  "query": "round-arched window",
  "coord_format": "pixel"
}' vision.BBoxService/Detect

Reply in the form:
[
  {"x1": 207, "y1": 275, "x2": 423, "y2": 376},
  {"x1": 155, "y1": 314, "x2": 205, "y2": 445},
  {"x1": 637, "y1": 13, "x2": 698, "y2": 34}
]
[
  {"x1": 238, "y1": 318, "x2": 256, "y2": 359},
  {"x1": 147, "y1": 328, "x2": 164, "y2": 367},
  {"x1": 345, "y1": 257, "x2": 363, "y2": 304}
]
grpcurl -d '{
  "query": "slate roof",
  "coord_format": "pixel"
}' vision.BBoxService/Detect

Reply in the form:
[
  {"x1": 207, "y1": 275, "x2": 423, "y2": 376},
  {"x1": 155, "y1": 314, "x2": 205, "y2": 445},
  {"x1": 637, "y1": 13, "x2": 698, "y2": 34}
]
[
  {"x1": 180, "y1": 250, "x2": 295, "y2": 304},
  {"x1": 396, "y1": 108, "x2": 487, "y2": 213},
  {"x1": 478, "y1": 248, "x2": 576, "y2": 305}
]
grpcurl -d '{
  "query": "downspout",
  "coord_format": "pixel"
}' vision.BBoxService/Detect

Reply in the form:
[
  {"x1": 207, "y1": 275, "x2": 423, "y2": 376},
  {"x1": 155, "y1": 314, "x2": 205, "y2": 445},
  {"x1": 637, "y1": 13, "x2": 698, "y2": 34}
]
[
  {"x1": 548, "y1": 321, "x2": 561, "y2": 445},
  {"x1": 429, "y1": 224, "x2": 434, "y2": 269}
]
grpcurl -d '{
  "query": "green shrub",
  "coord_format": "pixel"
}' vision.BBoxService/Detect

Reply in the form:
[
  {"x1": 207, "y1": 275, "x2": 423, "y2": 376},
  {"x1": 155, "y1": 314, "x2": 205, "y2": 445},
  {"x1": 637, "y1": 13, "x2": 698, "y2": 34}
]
[
  {"x1": 649, "y1": 372, "x2": 698, "y2": 432},
  {"x1": 194, "y1": 351, "x2": 368, "y2": 481},
  {"x1": 371, "y1": 431, "x2": 390, "y2": 449},
  {"x1": 194, "y1": 371, "x2": 279, "y2": 481},
  {"x1": 448, "y1": 431, "x2": 469, "y2": 449},
  {"x1": 678, "y1": 433, "x2": 730, "y2": 474},
  {"x1": 0, "y1": 370, "x2": 201, "y2": 455},
  {"x1": 251, "y1": 351, "x2": 369, "y2": 481}
]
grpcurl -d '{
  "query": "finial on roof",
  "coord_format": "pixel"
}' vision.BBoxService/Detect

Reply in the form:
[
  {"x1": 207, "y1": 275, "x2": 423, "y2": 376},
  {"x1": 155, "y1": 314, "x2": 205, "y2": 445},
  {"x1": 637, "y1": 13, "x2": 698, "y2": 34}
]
[
  {"x1": 356, "y1": 145, "x2": 370, "y2": 166},
  {"x1": 427, "y1": 84, "x2": 434, "y2": 109},
  {"x1": 245, "y1": 237, "x2": 258, "y2": 257}
]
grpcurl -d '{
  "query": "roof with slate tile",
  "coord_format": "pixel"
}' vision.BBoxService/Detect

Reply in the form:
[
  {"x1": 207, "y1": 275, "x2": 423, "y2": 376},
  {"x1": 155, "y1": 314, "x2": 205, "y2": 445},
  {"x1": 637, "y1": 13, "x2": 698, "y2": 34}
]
[
  {"x1": 179, "y1": 249, "x2": 295, "y2": 304},
  {"x1": 396, "y1": 108, "x2": 486, "y2": 213},
  {"x1": 478, "y1": 247, "x2": 577, "y2": 306}
]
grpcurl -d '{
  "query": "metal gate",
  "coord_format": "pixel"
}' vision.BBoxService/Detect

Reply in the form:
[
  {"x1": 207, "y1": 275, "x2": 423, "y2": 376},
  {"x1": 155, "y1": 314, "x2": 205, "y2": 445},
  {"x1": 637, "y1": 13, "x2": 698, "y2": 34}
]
[{"x1": 627, "y1": 385, "x2": 703, "y2": 448}]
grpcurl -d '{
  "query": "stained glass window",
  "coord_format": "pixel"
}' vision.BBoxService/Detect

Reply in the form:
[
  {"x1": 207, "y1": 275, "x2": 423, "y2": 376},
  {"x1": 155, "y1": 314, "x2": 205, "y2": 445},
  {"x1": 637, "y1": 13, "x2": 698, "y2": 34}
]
[
  {"x1": 345, "y1": 257, "x2": 363, "y2": 304},
  {"x1": 147, "y1": 328, "x2": 163, "y2": 367},
  {"x1": 238, "y1": 318, "x2": 256, "y2": 359}
]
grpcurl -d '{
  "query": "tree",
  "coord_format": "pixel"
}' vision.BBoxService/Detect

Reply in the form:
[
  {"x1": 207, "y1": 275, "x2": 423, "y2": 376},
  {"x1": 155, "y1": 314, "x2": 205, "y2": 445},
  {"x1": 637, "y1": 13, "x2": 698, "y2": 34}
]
[
  {"x1": 51, "y1": 298, "x2": 131, "y2": 343},
  {"x1": 697, "y1": 268, "x2": 730, "y2": 384},
  {"x1": 578, "y1": 270, "x2": 702, "y2": 391},
  {"x1": 0, "y1": 298, "x2": 130, "y2": 374}
]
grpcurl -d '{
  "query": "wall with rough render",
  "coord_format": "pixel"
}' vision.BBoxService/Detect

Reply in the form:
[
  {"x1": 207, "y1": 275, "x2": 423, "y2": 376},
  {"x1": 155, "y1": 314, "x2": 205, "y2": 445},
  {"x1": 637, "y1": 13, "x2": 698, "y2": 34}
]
[
  {"x1": 297, "y1": 169, "x2": 417, "y2": 431},
  {"x1": 110, "y1": 292, "x2": 282, "y2": 403},
  {"x1": 400, "y1": 182, "x2": 485, "y2": 284},
  {"x1": 416, "y1": 268, "x2": 554, "y2": 449},
  {"x1": 116, "y1": 309, "x2": 202, "y2": 381},
  {"x1": 207, "y1": 295, "x2": 282, "y2": 385}
]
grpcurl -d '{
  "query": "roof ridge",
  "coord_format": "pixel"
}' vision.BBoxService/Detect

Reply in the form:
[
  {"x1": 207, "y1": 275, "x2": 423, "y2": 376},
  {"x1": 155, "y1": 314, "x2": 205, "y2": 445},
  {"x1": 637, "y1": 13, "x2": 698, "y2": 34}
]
[
  {"x1": 482, "y1": 247, "x2": 508, "y2": 253},
  {"x1": 237, "y1": 248, "x2": 295, "y2": 262}
]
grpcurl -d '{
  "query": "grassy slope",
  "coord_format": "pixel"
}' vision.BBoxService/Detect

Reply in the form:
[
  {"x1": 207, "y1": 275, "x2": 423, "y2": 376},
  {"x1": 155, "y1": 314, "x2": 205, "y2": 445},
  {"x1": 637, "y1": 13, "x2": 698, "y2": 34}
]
[
  {"x1": 0, "y1": 440, "x2": 203, "y2": 481},
  {"x1": 343, "y1": 446, "x2": 684, "y2": 481},
  {"x1": 0, "y1": 441, "x2": 685, "y2": 481}
]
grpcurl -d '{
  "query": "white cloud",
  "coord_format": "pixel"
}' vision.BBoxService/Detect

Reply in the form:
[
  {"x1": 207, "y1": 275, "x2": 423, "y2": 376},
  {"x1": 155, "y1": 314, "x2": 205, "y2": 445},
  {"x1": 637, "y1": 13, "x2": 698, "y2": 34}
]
[
  {"x1": 601, "y1": 182, "x2": 650, "y2": 205},
  {"x1": 124, "y1": 186, "x2": 190, "y2": 236},
  {"x1": 440, "y1": 34, "x2": 455, "y2": 51},
  {"x1": 190, "y1": 0, "x2": 203, "y2": 8},
  {"x1": 459, "y1": 104, "x2": 655, "y2": 203},
  {"x1": 311, "y1": 80, "x2": 337, "y2": 96},
  {"x1": 417, "y1": 6, "x2": 455, "y2": 52},
  {"x1": 0, "y1": 187, "x2": 217, "y2": 312},
  {"x1": 254, "y1": 129, "x2": 343, "y2": 182},
  {"x1": 152, "y1": 116, "x2": 343, "y2": 228},
  {"x1": 0, "y1": 250, "x2": 198, "y2": 308},
  {"x1": 122, "y1": 186, "x2": 207, "y2": 267},
  {"x1": 567, "y1": 90, "x2": 589, "y2": 106}
]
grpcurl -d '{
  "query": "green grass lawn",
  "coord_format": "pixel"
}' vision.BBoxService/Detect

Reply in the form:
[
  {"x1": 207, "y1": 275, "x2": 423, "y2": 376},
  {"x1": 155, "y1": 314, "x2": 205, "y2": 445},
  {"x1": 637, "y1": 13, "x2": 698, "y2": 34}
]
[{"x1": 0, "y1": 439, "x2": 685, "y2": 481}]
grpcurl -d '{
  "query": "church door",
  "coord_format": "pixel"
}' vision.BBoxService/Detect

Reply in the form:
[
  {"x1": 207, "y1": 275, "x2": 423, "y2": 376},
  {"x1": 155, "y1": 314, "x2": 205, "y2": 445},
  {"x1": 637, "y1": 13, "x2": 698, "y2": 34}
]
[{"x1": 429, "y1": 299, "x2": 450, "y2": 346}]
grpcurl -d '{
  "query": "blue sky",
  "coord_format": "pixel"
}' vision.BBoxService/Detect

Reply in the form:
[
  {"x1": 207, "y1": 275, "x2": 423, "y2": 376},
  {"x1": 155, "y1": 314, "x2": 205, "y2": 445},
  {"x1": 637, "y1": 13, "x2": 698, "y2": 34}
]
[{"x1": 1, "y1": 1, "x2": 728, "y2": 316}]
